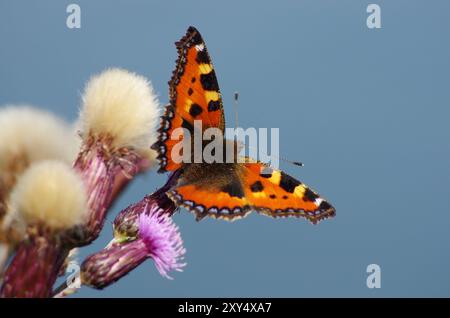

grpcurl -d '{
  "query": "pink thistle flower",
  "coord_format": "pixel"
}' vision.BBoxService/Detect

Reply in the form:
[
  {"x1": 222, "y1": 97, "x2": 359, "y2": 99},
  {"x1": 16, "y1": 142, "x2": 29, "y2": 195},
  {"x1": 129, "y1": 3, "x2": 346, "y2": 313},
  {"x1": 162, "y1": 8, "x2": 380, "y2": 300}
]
[
  {"x1": 139, "y1": 206, "x2": 186, "y2": 279},
  {"x1": 80, "y1": 200, "x2": 185, "y2": 289},
  {"x1": 113, "y1": 171, "x2": 180, "y2": 239}
]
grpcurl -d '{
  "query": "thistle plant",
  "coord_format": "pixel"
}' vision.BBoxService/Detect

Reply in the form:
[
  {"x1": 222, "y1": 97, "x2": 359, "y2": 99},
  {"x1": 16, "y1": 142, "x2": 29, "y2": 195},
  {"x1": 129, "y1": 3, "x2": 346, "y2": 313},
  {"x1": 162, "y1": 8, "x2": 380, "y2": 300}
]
[
  {"x1": 81, "y1": 204, "x2": 185, "y2": 289},
  {"x1": 0, "y1": 68, "x2": 187, "y2": 297},
  {"x1": 74, "y1": 68, "x2": 160, "y2": 244},
  {"x1": 0, "y1": 106, "x2": 78, "y2": 274},
  {"x1": 0, "y1": 161, "x2": 87, "y2": 297}
]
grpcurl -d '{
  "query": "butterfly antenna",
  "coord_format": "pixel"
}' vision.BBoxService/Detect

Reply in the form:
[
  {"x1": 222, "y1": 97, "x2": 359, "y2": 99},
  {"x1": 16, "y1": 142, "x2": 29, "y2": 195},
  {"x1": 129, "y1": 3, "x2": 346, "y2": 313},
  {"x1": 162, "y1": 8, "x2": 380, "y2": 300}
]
[
  {"x1": 233, "y1": 91, "x2": 239, "y2": 128},
  {"x1": 287, "y1": 158, "x2": 304, "y2": 167},
  {"x1": 243, "y1": 143, "x2": 304, "y2": 167},
  {"x1": 270, "y1": 154, "x2": 304, "y2": 167}
]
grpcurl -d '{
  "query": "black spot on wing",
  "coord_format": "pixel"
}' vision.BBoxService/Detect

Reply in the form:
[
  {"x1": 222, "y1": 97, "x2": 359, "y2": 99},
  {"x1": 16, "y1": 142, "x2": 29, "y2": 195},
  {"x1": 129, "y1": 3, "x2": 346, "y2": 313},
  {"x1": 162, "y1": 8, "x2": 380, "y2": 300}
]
[
  {"x1": 181, "y1": 118, "x2": 194, "y2": 133},
  {"x1": 303, "y1": 188, "x2": 319, "y2": 202},
  {"x1": 208, "y1": 100, "x2": 221, "y2": 112},
  {"x1": 250, "y1": 181, "x2": 264, "y2": 192},
  {"x1": 188, "y1": 88, "x2": 193, "y2": 96},
  {"x1": 189, "y1": 103, "x2": 203, "y2": 118},
  {"x1": 269, "y1": 194, "x2": 277, "y2": 199},
  {"x1": 195, "y1": 50, "x2": 210, "y2": 64},
  {"x1": 221, "y1": 179, "x2": 244, "y2": 198},
  {"x1": 279, "y1": 172, "x2": 301, "y2": 193},
  {"x1": 200, "y1": 71, "x2": 219, "y2": 91}
]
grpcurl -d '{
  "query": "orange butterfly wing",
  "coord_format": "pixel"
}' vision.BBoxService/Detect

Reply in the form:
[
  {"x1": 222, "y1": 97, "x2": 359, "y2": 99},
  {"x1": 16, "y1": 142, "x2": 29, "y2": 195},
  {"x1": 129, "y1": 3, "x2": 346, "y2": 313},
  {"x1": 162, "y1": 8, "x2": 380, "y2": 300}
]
[
  {"x1": 242, "y1": 162, "x2": 336, "y2": 224},
  {"x1": 167, "y1": 184, "x2": 252, "y2": 221},
  {"x1": 168, "y1": 161, "x2": 335, "y2": 224},
  {"x1": 152, "y1": 26, "x2": 225, "y2": 172}
]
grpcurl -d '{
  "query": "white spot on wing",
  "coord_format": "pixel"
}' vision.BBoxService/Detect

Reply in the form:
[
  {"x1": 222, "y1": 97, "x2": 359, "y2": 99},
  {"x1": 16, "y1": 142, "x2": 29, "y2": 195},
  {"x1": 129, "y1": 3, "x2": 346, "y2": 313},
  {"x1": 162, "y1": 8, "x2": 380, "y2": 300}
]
[{"x1": 195, "y1": 44, "x2": 204, "y2": 51}]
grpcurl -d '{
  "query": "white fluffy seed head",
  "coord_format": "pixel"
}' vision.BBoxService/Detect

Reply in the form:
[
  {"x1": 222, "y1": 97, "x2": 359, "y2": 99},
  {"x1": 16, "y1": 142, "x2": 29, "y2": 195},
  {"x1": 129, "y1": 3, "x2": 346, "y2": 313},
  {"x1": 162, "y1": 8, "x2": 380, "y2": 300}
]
[
  {"x1": 9, "y1": 161, "x2": 88, "y2": 231},
  {"x1": 0, "y1": 106, "x2": 79, "y2": 171},
  {"x1": 80, "y1": 68, "x2": 160, "y2": 153}
]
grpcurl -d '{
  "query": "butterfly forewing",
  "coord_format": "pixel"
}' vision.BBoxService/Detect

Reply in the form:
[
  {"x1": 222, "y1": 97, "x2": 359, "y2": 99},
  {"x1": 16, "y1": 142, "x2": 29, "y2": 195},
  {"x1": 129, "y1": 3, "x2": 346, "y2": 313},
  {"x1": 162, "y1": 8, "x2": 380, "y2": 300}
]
[{"x1": 152, "y1": 26, "x2": 225, "y2": 172}]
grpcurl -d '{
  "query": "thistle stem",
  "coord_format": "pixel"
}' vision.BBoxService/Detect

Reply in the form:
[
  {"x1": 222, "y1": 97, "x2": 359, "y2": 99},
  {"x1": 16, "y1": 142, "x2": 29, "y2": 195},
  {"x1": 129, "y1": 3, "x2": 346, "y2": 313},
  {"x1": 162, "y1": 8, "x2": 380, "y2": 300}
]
[{"x1": 0, "y1": 233, "x2": 67, "y2": 298}]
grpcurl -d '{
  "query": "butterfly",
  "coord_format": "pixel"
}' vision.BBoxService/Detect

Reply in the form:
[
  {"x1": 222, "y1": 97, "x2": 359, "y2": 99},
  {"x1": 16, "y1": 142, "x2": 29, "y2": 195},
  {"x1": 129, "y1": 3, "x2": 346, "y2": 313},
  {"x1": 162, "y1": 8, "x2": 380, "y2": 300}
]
[{"x1": 151, "y1": 26, "x2": 335, "y2": 223}]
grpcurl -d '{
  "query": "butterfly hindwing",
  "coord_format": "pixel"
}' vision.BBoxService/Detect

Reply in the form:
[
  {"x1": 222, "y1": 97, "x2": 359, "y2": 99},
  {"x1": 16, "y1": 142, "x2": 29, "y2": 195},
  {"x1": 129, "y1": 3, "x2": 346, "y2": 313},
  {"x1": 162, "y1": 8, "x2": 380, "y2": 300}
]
[
  {"x1": 152, "y1": 26, "x2": 225, "y2": 173},
  {"x1": 167, "y1": 160, "x2": 335, "y2": 224},
  {"x1": 242, "y1": 162, "x2": 336, "y2": 224},
  {"x1": 167, "y1": 181, "x2": 252, "y2": 221}
]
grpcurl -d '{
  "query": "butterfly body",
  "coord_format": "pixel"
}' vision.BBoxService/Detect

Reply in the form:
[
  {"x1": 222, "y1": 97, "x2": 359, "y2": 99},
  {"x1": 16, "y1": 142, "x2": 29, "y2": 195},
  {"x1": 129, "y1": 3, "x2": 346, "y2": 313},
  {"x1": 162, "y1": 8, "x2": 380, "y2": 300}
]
[{"x1": 152, "y1": 26, "x2": 336, "y2": 223}]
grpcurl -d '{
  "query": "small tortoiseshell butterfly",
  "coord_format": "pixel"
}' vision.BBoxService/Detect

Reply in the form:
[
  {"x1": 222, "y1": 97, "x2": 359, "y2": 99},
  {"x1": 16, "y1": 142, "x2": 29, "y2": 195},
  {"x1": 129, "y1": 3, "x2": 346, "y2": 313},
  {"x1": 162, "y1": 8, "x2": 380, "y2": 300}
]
[{"x1": 152, "y1": 26, "x2": 335, "y2": 223}]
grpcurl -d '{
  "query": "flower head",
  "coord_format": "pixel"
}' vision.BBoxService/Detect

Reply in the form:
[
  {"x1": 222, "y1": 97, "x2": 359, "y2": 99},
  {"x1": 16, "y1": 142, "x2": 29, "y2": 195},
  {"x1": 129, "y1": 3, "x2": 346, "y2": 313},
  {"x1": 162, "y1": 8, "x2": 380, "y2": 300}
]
[
  {"x1": 0, "y1": 105, "x2": 78, "y2": 172},
  {"x1": 73, "y1": 68, "x2": 161, "y2": 245},
  {"x1": 1, "y1": 161, "x2": 88, "y2": 298},
  {"x1": 8, "y1": 161, "x2": 87, "y2": 231},
  {"x1": 80, "y1": 200, "x2": 185, "y2": 290},
  {"x1": 113, "y1": 172, "x2": 180, "y2": 240},
  {"x1": 0, "y1": 106, "x2": 79, "y2": 245},
  {"x1": 80, "y1": 68, "x2": 160, "y2": 154},
  {"x1": 139, "y1": 206, "x2": 186, "y2": 279}
]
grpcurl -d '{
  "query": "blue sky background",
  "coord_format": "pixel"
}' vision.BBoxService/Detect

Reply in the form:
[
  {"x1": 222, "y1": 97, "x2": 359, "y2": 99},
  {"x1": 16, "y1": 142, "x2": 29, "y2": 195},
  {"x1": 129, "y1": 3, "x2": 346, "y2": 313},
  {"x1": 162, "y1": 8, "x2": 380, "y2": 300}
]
[{"x1": 1, "y1": 0, "x2": 450, "y2": 297}]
